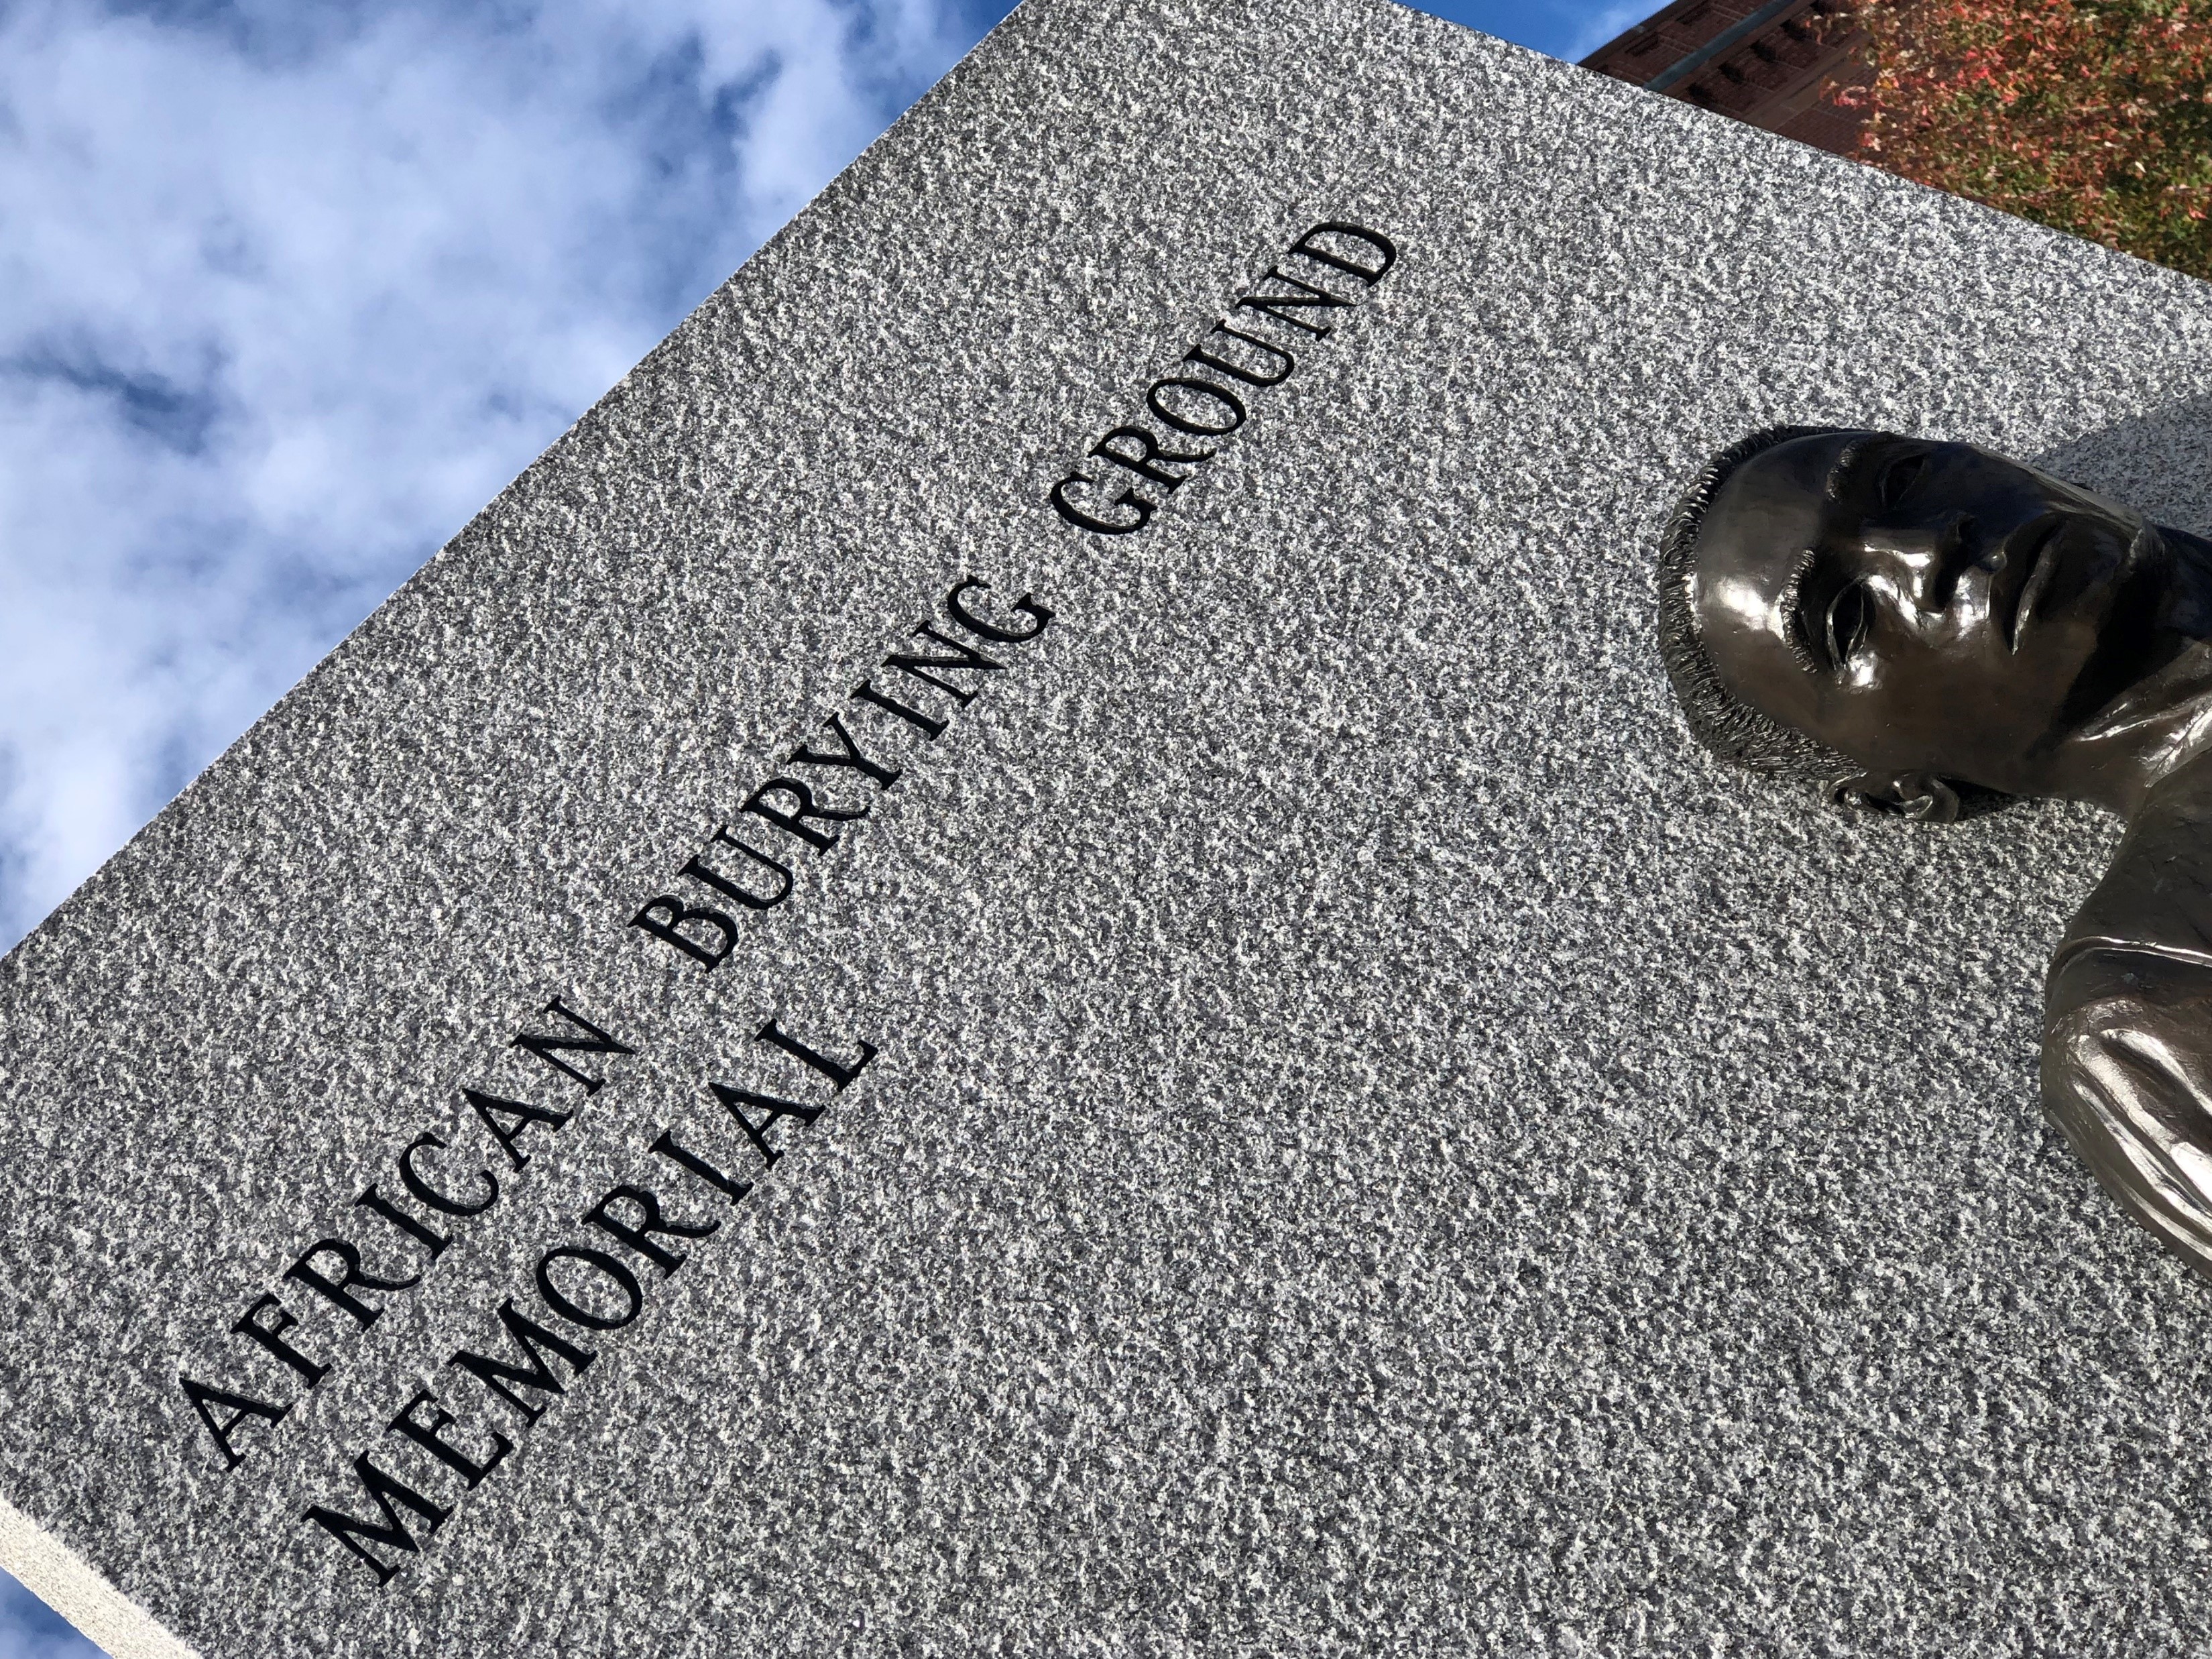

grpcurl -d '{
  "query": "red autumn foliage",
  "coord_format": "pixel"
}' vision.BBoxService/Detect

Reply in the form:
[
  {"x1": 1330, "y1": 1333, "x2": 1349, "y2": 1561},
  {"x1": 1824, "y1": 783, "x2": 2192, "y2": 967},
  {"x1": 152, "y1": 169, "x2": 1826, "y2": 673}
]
[{"x1": 1835, "y1": 0, "x2": 2212, "y2": 278}]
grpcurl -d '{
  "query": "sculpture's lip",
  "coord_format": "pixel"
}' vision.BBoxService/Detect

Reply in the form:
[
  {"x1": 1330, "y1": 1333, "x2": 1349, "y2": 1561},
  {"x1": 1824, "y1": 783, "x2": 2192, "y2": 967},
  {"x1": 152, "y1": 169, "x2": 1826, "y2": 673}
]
[{"x1": 2004, "y1": 514, "x2": 2065, "y2": 652}]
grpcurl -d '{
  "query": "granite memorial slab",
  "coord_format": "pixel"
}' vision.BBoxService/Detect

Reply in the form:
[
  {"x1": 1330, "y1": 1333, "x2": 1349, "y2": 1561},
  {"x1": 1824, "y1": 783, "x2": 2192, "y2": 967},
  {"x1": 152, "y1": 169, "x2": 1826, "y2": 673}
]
[{"x1": 9, "y1": 0, "x2": 2212, "y2": 1652}]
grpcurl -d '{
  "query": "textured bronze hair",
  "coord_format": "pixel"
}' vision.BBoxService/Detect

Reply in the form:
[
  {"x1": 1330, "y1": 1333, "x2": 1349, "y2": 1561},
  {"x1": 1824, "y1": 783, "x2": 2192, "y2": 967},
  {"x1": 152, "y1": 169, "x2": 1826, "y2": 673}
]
[{"x1": 1655, "y1": 424, "x2": 1861, "y2": 779}]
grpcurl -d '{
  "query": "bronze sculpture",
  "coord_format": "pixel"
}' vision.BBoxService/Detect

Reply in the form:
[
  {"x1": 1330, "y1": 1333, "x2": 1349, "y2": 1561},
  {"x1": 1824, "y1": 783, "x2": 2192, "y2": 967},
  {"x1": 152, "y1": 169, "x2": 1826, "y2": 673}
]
[{"x1": 1660, "y1": 426, "x2": 2212, "y2": 1278}]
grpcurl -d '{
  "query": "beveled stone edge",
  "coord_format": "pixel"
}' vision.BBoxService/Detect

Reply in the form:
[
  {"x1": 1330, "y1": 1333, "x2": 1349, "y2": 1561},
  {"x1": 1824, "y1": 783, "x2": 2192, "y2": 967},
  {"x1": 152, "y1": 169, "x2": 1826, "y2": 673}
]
[{"x1": 0, "y1": 1491, "x2": 196, "y2": 1659}]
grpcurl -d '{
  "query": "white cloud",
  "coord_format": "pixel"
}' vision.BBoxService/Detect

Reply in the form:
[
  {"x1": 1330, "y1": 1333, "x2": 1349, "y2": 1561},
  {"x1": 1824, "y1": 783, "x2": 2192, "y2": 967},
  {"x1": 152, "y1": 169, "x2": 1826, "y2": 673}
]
[
  {"x1": 0, "y1": 0, "x2": 976, "y2": 946},
  {"x1": 1554, "y1": 0, "x2": 1656, "y2": 62},
  {"x1": 0, "y1": 1, "x2": 977, "y2": 1646},
  {"x1": 0, "y1": 1569, "x2": 102, "y2": 1659},
  {"x1": 0, "y1": 3, "x2": 985, "y2": 1644}
]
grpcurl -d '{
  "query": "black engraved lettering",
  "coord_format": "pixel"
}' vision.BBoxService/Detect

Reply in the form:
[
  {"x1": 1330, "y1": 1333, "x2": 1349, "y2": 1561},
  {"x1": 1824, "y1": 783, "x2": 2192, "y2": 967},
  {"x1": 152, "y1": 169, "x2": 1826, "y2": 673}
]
[
  {"x1": 388, "y1": 1389, "x2": 510, "y2": 1490},
  {"x1": 681, "y1": 825, "x2": 793, "y2": 911},
  {"x1": 284, "y1": 1239, "x2": 420, "y2": 1329},
  {"x1": 851, "y1": 680, "x2": 946, "y2": 738},
  {"x1": 534, "y1": 1246, "x2": 644, "y2": 1332},
  {"x1": 1051, "y1": 225, "x2": 1392, "y2": 536},
  {"x1": 1234, "y1": 267, "x2": 1354, "y2": 336},
  {"x1": 648, "y1": 1128, "x2": 755, "y2": 1206},
  {"x1": 944, "y1": 577, "x2": 1053, "y2": 644},
  {"x1": 464, "y1": 1088, "x2": 572, "y2": 1172},
  {"x1": 881, "y1": 622, "x2": 1004, "y2": 708},
  {"x1": 447, "y1": 1298, "x2": 597, "y2": 1424},
  {"x1": 353, "y1": 1187, "x2": 451, "y2": 1262},
  {"x1": 744, "y1": 776, "x2": 866, "y2": 852},
  {"x1": 399, "y1": 1131, "x2": 499, "y2": 1217},
  {"x1": 789, "y1": 711, "x2": 903, "y2": 790},
  {"x1": 1183, "y1": 322, "x2": 1295, "y2": 388},
  {"x1": 180, "y1": 1375, "x2": 288, "y2": 1471},
  {"x1": 755, "y1": 1017, "x2": 876, "y2": 1090},
  {"x1": 511, "y1": 998, "x2": 634, "y2": 1096},
  {"x1": 1286, "y1": 221, "x2": 1397, "y2": 284},
  {"x1": 711, "y1": 1082, "x2": 824, "y2": 1167},
  {"x1": 1145, "y1": 376, "x2": 1245, "y2": 437},
  {"x1": 630, "y1": 895, "x2": 737, "y2": 970},
  {"x1": 1049, "y1": 472, "x2": 1153, "y2": 534},
  {"x1": 583, "y1": 1183, "x2": 717, "y2": 1276},
  {"x1": 302, "y1": 1453, "x2": 450, "y2": 1588},
  {"x1": 1091, "y1": 424, "x2": 1210, "y2": 490},
  {"x1": 234, "y1": 1293, "x2": 329, "y2": 1386}
]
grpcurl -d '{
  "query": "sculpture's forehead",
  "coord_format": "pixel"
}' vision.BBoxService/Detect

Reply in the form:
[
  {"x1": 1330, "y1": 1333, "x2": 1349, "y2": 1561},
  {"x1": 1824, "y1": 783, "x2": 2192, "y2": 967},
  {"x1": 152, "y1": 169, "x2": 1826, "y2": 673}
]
[
  {"x1": 1692, "y1": 433, "x2": 1861, "y2": 615},
  {"x1": 1690, "y1": 433, "x2": 1863, "y2": 711}
]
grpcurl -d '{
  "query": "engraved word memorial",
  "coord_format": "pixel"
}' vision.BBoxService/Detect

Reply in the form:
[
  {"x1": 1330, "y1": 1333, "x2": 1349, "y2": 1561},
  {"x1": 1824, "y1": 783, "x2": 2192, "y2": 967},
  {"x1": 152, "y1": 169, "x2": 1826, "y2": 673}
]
[{"x1": 7, "y1": 0, "x2": 2212, "y2": 1653}]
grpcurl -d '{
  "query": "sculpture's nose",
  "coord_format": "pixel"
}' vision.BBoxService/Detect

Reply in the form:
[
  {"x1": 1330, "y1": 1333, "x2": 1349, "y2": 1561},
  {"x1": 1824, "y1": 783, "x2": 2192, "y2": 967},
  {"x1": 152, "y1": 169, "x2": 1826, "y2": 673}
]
[{"x1": 1867, "y1": 510, "x2": 1981, "y2": 616}]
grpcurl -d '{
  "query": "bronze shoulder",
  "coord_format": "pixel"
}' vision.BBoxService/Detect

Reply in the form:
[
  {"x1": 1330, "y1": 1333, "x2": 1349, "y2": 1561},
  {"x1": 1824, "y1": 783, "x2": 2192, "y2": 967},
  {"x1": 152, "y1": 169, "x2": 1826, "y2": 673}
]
[{"x1": 2044, "y1": 943, "x2": 2212, "y2": 1279}]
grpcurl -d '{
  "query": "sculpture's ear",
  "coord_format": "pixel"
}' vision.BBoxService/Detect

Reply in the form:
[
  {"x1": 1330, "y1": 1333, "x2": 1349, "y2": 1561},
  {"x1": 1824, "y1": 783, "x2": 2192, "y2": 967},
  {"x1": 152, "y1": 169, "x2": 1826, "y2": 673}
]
[{"x1": 1823, "y1": 769, "x2": 1962, "y2": 824}]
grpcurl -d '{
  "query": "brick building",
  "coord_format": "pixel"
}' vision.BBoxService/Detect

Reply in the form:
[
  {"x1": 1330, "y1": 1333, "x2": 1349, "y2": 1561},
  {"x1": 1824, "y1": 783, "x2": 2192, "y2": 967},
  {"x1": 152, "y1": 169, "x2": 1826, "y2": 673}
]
[{"x1": 1580, "y1": 0, "x2": 1871, "y2": 157}]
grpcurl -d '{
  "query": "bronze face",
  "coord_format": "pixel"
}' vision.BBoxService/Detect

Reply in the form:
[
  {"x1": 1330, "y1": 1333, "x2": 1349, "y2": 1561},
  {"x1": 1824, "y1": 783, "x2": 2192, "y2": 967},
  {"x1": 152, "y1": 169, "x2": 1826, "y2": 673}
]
[
  {"x1": 1663, "y1": 426, "x2": 2212, "y2": 1286},
  {"x1": 1691, "y1": 431, "x2": 2192, "y2": 806}
]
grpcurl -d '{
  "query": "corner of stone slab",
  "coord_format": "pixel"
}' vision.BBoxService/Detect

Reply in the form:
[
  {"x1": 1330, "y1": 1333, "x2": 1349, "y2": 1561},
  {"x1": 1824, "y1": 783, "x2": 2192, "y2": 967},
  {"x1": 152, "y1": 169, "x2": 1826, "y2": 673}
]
[{"x1": 0, "y1": 1491, "x2": 200, "y2": 1659}]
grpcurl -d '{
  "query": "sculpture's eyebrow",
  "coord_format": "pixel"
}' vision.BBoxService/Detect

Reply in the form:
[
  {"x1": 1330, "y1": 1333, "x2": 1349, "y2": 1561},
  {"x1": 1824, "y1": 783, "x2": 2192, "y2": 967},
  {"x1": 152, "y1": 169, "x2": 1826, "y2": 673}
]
[
  {"x1": 1780, "y1": 547, "x2": 1822, "y2": 672},
  {"x1": 1824, "y1": 433, "x2": 1880, "y2": 501}
]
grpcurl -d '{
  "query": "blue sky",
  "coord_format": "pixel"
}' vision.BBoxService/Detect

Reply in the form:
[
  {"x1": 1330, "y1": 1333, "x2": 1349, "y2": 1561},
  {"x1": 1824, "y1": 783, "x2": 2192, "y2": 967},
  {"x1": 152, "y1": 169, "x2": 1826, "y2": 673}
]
[{"x1": 0, "y1": 0, "x2": 1633, "y2": 1650}]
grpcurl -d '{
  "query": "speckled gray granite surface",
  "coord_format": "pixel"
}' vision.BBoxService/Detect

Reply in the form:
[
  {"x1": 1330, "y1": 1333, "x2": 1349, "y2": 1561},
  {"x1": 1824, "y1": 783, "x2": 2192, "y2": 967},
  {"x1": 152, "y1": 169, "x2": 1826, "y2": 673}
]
[{"x1": 9, "y1": 2, "x2": 2212, "y2": 1654}]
